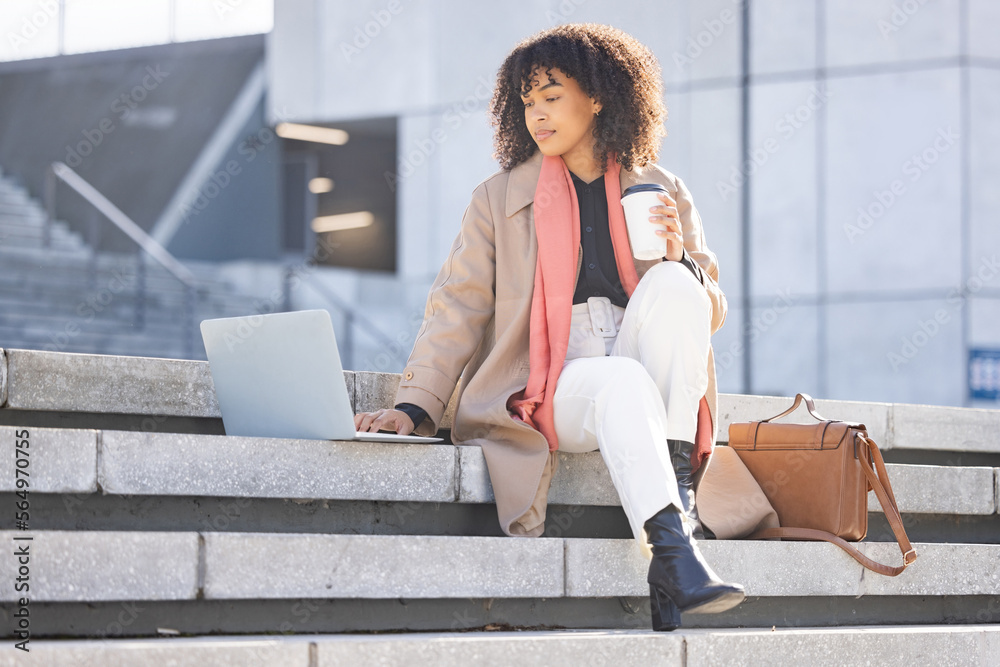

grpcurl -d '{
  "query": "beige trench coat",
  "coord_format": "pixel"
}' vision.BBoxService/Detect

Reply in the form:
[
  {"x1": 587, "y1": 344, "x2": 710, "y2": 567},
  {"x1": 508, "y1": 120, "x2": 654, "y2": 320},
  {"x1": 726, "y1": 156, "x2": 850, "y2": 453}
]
[{"x1": 396, "y1": 149, "x2": 728, "y2": 538}]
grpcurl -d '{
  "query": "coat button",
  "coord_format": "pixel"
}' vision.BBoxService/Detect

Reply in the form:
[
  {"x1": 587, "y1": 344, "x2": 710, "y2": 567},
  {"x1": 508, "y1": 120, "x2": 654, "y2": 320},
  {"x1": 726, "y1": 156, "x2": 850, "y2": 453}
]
[{"x1": 404, "y1": 371, "x2": 413, "y2": 380}]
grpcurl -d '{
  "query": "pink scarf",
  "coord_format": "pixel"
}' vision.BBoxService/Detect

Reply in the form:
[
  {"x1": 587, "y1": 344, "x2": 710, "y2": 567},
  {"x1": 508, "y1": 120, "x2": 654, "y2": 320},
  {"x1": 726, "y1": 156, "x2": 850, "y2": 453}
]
[
  {"x1": 507, "y1": 154, "x2": 638, "y2": 451},
  {"x1": 507, "y1": 153, "x2": 714, "y2": 472}
]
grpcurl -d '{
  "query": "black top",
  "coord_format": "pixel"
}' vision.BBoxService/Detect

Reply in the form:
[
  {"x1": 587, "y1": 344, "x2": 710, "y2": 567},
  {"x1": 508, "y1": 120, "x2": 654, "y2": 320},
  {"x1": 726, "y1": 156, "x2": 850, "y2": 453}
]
[
  {"x1": 570, "y1": 171, "x2": 630, "y2": 308},
  {"x1": 395, "y1": 171, "x2": 704, "y2": 430}
]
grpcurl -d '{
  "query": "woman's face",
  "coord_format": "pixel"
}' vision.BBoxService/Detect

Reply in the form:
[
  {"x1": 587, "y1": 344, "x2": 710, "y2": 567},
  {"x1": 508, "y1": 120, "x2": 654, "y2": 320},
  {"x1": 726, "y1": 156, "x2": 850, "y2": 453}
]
[{"x1": 520, "y1": 66, "x2": 602, "y2": 168}]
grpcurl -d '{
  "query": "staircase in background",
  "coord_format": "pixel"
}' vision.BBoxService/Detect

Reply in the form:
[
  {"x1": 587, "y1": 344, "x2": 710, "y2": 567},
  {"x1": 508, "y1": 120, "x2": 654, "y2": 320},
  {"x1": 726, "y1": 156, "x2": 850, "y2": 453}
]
[{"x1": 0, "y1": 167, "x2": 264, "y2": 360}]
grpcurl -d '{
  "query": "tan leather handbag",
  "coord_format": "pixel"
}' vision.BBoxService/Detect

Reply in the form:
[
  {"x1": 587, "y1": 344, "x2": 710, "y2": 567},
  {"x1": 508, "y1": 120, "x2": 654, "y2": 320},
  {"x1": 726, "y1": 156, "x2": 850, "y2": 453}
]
[{"x1": 728, "y1": 393, "x2": 917, "y2": 576}]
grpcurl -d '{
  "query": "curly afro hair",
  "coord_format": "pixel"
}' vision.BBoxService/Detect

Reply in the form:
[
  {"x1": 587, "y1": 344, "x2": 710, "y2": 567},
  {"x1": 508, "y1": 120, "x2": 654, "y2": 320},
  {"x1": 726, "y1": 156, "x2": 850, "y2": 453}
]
[{"x1": 489, "y1": 23, "x2": 667, "y2": 173}]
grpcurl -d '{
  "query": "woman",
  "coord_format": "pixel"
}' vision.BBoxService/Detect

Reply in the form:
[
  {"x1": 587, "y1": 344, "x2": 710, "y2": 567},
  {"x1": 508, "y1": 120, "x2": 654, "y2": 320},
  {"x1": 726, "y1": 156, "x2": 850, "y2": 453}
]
[{"x1": 355, "y1": 23, "x2": 743, "y2": 630}]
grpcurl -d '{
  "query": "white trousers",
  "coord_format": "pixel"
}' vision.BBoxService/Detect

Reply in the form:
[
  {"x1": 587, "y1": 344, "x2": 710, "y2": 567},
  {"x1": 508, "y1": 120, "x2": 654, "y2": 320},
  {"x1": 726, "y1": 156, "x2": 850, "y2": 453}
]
[{"x1": 552, "y1": 261, "x2": 712, "y2": 550}]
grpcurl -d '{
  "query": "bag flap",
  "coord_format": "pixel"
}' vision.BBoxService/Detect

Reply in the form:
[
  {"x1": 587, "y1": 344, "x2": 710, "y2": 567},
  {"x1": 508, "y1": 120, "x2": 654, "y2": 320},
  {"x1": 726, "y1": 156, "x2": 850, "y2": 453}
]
[{"x1": 729, "y1": 420, "x2": 863, "y2": 451}]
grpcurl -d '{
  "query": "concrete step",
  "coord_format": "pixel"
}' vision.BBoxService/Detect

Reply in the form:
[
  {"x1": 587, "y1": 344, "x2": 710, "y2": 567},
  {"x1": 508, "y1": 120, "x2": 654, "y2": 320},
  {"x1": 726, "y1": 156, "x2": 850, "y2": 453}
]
[
  {"x1": 0, "y1": 530, "x2": 996, "y2": 603},
  {"x1": 3, "y1": 627, "x2": 1000, "y2": 667},
  {"x1": 0, "y1": 230, "x2": 83, "y2": 250},
  {"x1": 0, "y1": 243, "x2": 91, "y2": 264},
  {"x1": 1, "y1": 349, "x2": 220, "y2": 416},
  {"x1": 0, "y1": 245, "x2": 232, "y2": 282},
  {"x1": 1, "y1": 426, "x2": 993, "y2": 521},
  {"x1": 2, "y1": 350, "x2": 998, "y2": 455},
  {"x1": 0, "y1": 196, "x2": 32, "y2": 209},
  {"x1": 0, "y1": 265, "x2": 208, "y2": 296},
  {"x1": 0, "y1": 286, "x2": 257, "y2": 317},
  {"x1": 0, "y1": 338, "x2": 201, "y2": 363},
  {"x1": 0, "y1": 215, "x2": 87, "y2": 246},
  {"x1": 0, "y1": 275, "x2": 260, "y2": 307},
  {"x1": 0, "y1": 229, "x2": 85, "y2": 251},
  {"x1": 0, "y1": 216, "x2": 76, "y2": 235},
  {"x1": 0, "y1": 247, "x2": 248, "y2": 295},
  {"x1": 0, "y1": 325, "x2": 189, "y2": 354},
  {"x1": 0, "y1": 235, "x2": 84, "y2": 254},
  {"x1": 0, "y1": 316, "x2": 197, "y2": 339},
  {"x1": 0, "y1": 208, "x2": 51, "y2": 223},
  {"x1": 0, "y1": 302, "x2": 198, "y2": 327},
  {"x1": 0, "y1": 298, "x2": 251, "y2": 328}
]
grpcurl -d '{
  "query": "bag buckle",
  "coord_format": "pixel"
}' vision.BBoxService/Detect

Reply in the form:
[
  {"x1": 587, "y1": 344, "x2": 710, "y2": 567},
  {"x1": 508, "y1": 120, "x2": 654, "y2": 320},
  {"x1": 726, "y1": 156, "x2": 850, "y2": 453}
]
[
  {"x1": 903, "y1": 548, "x2": 917, "y2": 565},
  {"x1": 587, "y1": 296, "x2": 617, "y2": 338}
]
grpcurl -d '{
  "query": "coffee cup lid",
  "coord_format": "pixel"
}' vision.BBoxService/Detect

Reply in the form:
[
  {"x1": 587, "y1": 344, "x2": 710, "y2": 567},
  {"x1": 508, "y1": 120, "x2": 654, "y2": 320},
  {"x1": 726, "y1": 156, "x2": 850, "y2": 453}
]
[{"x1": 622, "y1": 183, "x2": 669, "y2": 197}]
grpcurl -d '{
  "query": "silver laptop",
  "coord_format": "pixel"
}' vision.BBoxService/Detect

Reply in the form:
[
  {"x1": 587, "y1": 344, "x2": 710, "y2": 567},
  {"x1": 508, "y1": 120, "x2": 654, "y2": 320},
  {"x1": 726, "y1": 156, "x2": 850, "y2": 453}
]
[{"x1": 200, "y1": 309, "x2": 442, "y2": 443}]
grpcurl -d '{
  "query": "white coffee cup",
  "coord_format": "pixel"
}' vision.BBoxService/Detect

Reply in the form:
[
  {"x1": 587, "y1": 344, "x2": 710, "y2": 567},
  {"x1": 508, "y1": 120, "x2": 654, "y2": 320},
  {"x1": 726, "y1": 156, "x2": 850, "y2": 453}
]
[{"x1": 621, "y1": 183, "x2": 670, "y2": 260}]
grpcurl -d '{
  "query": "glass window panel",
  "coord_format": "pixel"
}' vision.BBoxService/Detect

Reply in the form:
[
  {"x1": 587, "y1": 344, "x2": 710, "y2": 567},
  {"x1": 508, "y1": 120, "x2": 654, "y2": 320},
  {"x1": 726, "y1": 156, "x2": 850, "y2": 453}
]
[
  {"x1": 174, "y1": 0, "x2": 272, "y2": 42},
  {"x1": 63, "y1": 0, "x2": 170, "y2": 55},
  {"x1": 0, "y1": 0, "x2": 61, "y2": 62}
]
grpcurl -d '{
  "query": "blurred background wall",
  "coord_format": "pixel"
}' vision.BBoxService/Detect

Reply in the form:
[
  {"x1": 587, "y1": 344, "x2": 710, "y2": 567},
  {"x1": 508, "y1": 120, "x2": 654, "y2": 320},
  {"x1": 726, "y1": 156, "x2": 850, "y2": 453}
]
[{"x1": 1, "y1": 0, "x2": 998, "y2": 409}]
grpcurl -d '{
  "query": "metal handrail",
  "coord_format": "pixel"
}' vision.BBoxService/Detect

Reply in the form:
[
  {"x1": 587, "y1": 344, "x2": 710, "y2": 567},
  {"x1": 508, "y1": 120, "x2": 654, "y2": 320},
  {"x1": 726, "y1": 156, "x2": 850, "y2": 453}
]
[
  {"x1": 45, "y1": 161, "x2": 198, "y2": 357},
  {"x1": 284, "y1": 267, "x2": 408, "y2": 371},
  {"x1": 45, "y1": 162, "x2": 196, "y2": 286}
]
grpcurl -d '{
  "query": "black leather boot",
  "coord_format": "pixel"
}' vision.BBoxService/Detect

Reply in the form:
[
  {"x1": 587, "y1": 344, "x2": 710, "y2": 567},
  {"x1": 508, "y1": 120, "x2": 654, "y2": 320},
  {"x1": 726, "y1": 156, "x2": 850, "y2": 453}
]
[
  {"x1": 649, "y1": 590, "x2": 681, "y2": 632},
  {"x1": 644, "y1": 504, "x2": 744, "y2": 621},
  {"x1": 667, "y1": 439, "x2": 714, "y2": 539}
]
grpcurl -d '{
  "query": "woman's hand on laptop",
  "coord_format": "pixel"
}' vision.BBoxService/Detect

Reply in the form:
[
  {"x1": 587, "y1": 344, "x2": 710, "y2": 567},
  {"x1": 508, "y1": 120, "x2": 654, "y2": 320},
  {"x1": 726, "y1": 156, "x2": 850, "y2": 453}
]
[{"x1": 354, "y1": 409, "x2": 415, "y2": 435}]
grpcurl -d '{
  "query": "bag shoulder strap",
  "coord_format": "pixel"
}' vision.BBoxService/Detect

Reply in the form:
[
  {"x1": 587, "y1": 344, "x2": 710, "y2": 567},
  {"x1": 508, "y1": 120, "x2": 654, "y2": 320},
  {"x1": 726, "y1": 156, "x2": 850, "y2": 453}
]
[{"x1": 748, "y1": 433, "x2": 917, "y2": 576}]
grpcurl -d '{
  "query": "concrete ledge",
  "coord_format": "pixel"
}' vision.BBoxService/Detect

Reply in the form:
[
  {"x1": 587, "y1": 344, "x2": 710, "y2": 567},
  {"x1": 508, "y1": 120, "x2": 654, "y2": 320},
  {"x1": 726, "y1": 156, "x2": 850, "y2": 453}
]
[
  {"x1": 564, "y1": 539, "x2": 1000, "y2": 598},
  {"x1": 4, "y1": 349, "x2": 220, "y2": 417},
  {"x1": 461, "y1": 442, "x2": 996, "y2": 516},
  {"x1": 459, "y1": 446, "x2": 622, "y2": 506},
  {"x1": 354, "y1": 373, "x2": 996, "y2": 453},
  {"x1": 354, "y1": 371, "x2": 397, "y2": 417},
  {"x1": 456, "y1": 445, "x2": 493, "y2": 503},
  {"x1": 565, "y1": 540, "x2": 861, "y2": 598},
  {"x1": 2, "y1": 348, "x2": 357, "y2": 420},
  {"x1": 354, "y1": 370, "x2": 458, "y2": 427},
  {"x1": 0, "y1": 636, "x2": 310, "y2": 666},
  {"x1": 99, "y1": 430, "x2": 457, "y2": 502},
  {"x1": 4, "y1": 627, "x2": 1000, "y2": 667},
  {"x1": 683, "y1": 625, "x2": 1000, "y2": 667},
  {"x1": 0, "y1": 531, "x2": 199, "y2": 602},
  {"x1": 203, "y1": 533, "x2": 564, "y2": 600},
  {"x1": 4, "y1": 354, "x2": 998, "y2": 455},
  {"x1": 0, "y1": 426, "x2": 97, "y2": 493},
  {"x1": 1, "y1": 426, "x2": 994, "y2": 516},
  {"x1": 869, "y1": 464, "x2": 997, "y2": 515},
  {"x1": 0, "y1": 531, "x2": 998, "y2": 603},
  {"x1": 314, "y1": 630, "x2": 683, "y2": 665},
  {"x1": 858, "y1": 542, "x2": 1000, "y2": 596},
  {"x1": 893, "y1": 403, "x2": 1000, "y2": 454}
]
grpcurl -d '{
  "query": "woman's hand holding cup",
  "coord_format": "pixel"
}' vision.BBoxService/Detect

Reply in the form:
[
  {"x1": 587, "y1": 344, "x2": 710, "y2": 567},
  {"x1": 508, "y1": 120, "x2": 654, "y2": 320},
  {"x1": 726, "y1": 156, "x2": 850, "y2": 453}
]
[
  {"x1": 354, "y1": 409, "x2": 415, "y2": 435},
  {"x1": 650, "y1": 192, "x2": 684, "y2": 262}
]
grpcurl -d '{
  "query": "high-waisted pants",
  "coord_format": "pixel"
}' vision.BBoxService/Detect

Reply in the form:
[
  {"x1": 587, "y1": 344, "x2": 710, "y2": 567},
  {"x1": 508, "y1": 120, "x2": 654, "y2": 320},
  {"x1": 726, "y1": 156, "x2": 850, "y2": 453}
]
[{"x1": 551, "y1": 260, "x2": 712, "y2": 552}]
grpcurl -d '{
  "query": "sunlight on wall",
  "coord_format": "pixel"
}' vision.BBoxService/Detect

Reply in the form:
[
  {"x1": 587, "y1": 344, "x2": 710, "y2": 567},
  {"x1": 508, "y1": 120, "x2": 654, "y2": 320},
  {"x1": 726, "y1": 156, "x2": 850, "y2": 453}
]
[{"x1": 0, "y1": 0, "x2": 273, "y2": 61}]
